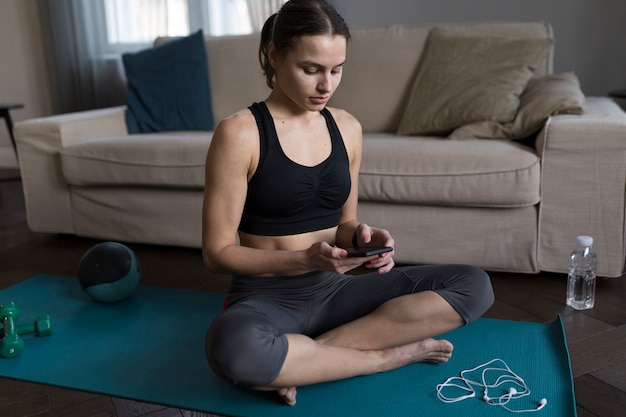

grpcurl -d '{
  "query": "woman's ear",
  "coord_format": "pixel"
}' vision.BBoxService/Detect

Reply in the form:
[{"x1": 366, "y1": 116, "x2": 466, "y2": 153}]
[{"x1": 268, "y1": 42, "x2": 279, "y2": 69}]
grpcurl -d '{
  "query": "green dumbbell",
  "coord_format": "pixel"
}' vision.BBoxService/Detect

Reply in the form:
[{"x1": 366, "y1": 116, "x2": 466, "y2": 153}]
[
  {"x1": 0, "y1": 301, "x2": 19, "y2": 321},
  {"x1": 0, "y1": 301, "x2": 23, "y2": 358},
  {"x1": 1, "y1": 302, "x2": 52, "y2": 358},
  {"x1": 14, "y1": 315, "x2": 53, "y2": 337}
]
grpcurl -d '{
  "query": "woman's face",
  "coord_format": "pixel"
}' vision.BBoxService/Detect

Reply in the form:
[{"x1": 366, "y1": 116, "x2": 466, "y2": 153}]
[{"x1": 271, "y1": 34, "x2": 347, "y2": 112}]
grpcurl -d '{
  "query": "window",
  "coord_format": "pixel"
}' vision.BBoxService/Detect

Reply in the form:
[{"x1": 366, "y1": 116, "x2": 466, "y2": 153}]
[
  {"x1": 104, "y1": 0, "x2": 190, "y2": 45},
  {"x1": 103, "y1": 0, "x2": 286, "y2": 49}
]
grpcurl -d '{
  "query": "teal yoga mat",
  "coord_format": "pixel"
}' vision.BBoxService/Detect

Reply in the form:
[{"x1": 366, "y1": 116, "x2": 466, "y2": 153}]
[{"x1": 0, "y1": 275, "x2": 576, "y2": 416}]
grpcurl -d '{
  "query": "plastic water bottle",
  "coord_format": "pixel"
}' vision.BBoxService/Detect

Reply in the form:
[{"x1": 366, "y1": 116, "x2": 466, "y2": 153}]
[{"x1": 566, "y1": 235, "x2": 597, "y2": 310}]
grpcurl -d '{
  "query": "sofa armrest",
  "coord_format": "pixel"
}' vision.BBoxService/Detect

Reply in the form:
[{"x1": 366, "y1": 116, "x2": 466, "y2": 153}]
[
  {"x1": 14, "y1": 106, "x2": 127, "y2": 234},
  {"x1": 537, "y1": 97, "x2": 626, "y2": 277}
]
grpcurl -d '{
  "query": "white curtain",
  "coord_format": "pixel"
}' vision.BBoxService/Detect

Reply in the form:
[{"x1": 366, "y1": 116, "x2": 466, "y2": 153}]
[
  {"x1": 38, "y1": 0, "x2": 121, "y2": 112},
  {"x1": 38, "y1": 0, "x2": 285, "y2": 114},
  {"x1": 246, "y1": 0, "x2": 286, "y2": 31}
]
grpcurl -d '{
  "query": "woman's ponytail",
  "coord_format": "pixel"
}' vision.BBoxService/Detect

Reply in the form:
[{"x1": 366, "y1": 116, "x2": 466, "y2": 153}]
[{"x1": 259, "y1": 13, "x2": 277, "y2": 89}]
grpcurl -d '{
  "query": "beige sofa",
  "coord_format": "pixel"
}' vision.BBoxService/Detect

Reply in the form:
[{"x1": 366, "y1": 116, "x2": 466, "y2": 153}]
[{"x1": 14, "y1": 22, "x2": 626, "y2": 277}]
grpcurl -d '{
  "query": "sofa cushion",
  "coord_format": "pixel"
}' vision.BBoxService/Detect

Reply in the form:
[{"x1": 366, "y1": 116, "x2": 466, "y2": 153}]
[
  {"x1": 448, "y1": 72, "x2": 585, "y2": 140},
  {"x1": 60, "y1": 133, "x2": 211, "y2": 188},
  {"x1": 123, "y1": 30, "x2": 214, "y2": 134},
  {"x1": 396, "y1": 27, "x2": 553, "y2": 136},
  {"x1": 329, "y1": 22, "x2": 553, "y2": 134},
  {"x1": 358, "y1": 134, "x2": 540, "y2": 208}
]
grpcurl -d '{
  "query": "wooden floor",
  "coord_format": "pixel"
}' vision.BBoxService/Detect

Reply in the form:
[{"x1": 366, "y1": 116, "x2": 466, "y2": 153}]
[{"x1": 1, "y1": 170, "x2": 625, "y2": 417}]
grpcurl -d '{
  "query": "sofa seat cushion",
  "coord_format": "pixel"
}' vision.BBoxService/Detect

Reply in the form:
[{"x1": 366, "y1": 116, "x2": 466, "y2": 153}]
[
  {"x1": 60, "y1": 132, "x2": 211, "y2": 188},
  {"x1": 359, "y1": 134, "x2": 540, "y2": 208}
]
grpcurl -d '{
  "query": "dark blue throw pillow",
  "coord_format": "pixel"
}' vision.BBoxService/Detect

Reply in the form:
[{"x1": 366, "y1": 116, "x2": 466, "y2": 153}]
[{"x1": 123, "y1": 30, "x2": 213, "y2": 133}]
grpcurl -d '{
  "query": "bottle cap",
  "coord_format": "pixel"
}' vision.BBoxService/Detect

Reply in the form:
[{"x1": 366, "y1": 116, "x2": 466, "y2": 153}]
[{"x1": 577, "y1": 235, "x2": 593, "y2": 246}]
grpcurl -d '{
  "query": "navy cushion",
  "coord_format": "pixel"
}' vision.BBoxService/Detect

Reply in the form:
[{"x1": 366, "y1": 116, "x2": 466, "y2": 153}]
[{"x1": 123, "y1": 30, "x2": 213, "y2": 133}]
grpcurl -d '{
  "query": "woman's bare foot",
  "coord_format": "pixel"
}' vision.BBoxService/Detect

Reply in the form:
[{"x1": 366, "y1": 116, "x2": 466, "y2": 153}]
[
  {"x1": 278, "y1": 386, "x2": 297, "y2": 406},
  {"x1": 380, "y1": 338, "x2": 453, "y2": 372},
  {"x1": 275, "y1": 338, "x2": 452, "y2": 406}
]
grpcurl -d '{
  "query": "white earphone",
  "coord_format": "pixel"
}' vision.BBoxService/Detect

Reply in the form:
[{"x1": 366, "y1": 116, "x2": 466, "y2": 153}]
[
  {"x1": 482, "y1": 388, "x2": 547, "y2": 412},
  {"x1": 436, "y1": 358, "x2": 547, "y2": 413},
  {"x1": 537, "y1": 398, "x2": 548, "y2": 410}
]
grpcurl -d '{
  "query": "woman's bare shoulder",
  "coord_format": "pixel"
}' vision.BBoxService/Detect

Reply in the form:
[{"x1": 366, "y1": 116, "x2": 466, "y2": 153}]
[
  {"x1": 325, "y1": 107, "x2": 362, "y2": 134},
  {"x1": 209, "y1": 108, "x2": 259, "y2": 152},
  {"x1": 327, "y1": 107, "x2": 361, "y2": 129},
  {"x1": 206, "y1": 108, "x2": 259, "y2": 172},
  {"x1": 215, "y1": 108, "x2": 257, "y2": 139}
]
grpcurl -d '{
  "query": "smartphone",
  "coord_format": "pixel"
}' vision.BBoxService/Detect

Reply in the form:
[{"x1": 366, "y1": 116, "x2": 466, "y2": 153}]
[{"x1": 346, "y1": 246, "x2": 393, "y2": 257}]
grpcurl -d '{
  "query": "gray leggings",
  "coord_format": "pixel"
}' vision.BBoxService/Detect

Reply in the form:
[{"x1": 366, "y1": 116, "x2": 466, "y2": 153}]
[{"x1": 205, "y1": 264, "x2": 494, "y2": 387}]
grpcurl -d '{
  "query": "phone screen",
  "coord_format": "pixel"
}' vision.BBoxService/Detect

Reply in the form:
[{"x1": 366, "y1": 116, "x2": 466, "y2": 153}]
[{"x1": 346, "y1": 247, "x2": 393, "y2": 257}]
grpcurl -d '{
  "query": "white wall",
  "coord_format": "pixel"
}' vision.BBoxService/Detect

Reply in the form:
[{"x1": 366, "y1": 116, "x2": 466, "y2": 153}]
[
  {"x1": 332, "y1": 0, "x2": 626, "y2": 96},
  {"x1": 0, "y1": 0, "x2": 53, "y2": 168}
]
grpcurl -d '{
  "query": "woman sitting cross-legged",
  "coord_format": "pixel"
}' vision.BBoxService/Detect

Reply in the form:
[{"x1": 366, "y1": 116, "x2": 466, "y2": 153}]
[{"x1": 202, "y1": 0, "x2": 495, "y2": 406}]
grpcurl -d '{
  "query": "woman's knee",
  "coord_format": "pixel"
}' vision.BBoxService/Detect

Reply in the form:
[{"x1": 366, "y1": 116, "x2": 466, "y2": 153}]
[
  {"x1": 468, "y1": 265, "x2": 494, "y2": 310},
  {"x1": 438, "y1": 264, "x2": 495, "y2": 324},
  {"x1": 205, "y1": 307, "x2": 288, "y2": 388}
]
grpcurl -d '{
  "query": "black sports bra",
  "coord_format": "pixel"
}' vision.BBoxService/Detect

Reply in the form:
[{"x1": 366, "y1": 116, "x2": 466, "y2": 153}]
[{"x1": 238, "y1": 102, "x2": 351, "y2": 236}]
